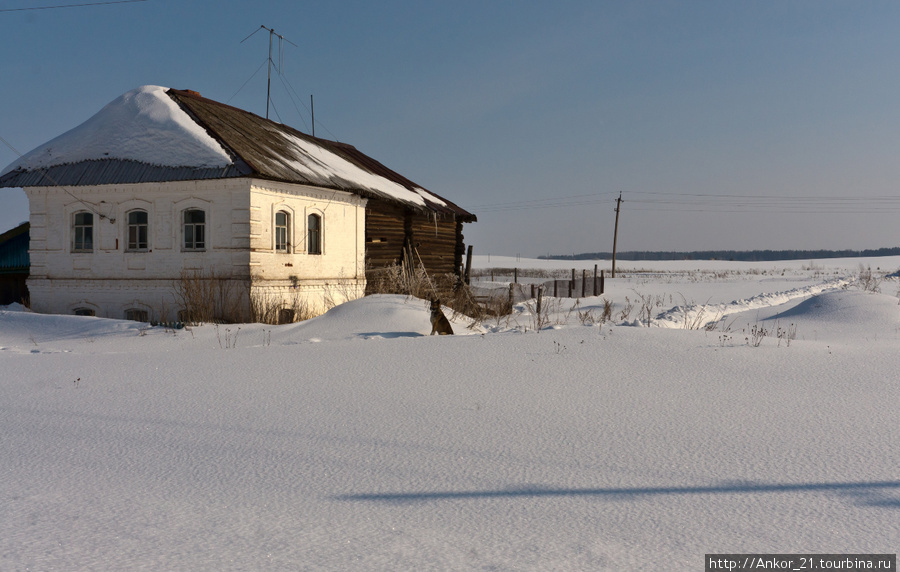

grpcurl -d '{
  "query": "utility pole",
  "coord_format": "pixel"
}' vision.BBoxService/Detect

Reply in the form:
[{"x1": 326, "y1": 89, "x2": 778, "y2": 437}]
[{"x1": 611, "y1": 192, "x2": 623, "y2": 278}]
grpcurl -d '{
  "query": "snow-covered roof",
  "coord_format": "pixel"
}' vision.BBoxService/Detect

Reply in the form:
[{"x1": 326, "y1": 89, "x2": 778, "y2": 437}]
[{"x1": 0, "y1": 86, "x2": 475, "y2": 221}]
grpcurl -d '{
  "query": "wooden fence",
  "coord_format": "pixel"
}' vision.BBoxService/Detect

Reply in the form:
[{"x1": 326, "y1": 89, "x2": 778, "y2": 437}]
[{"x1": 470, "y1": 268, "x2": 606, "y2": 307}]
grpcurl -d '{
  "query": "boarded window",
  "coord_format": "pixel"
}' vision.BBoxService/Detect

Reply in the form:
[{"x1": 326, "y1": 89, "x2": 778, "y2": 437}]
[
  {"x1": 125, "y1": 308, "x2": 149, "y2": 322},
  {"x1": 73, "y1": 307, "x2": 95, "y2": 317}
]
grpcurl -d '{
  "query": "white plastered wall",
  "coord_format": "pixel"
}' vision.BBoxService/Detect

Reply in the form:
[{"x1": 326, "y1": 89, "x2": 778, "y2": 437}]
[{"x1": 25, "y1": 178, "x2": 367, "y2": 321}]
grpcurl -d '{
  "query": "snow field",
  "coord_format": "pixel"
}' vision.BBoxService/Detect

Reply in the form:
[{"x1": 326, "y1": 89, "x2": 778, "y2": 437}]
[{"x1": 1, "y1": 259, "x2": 899, "y2": 570}]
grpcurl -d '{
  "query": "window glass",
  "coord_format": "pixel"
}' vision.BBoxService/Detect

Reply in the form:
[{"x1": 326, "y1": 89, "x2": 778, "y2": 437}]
[
  {"x1": 275, "y1": 211, "x2": 289, "y2": 252},
  {"x1": 127, "y1": 210, "x2": 149, "y2": 250},
  {"x1": 308, "y1": 213, "x2": 321, "y2": 255},
  {"x1": 183, "y1": 209, "x2": 206, "y2": 250},
  {"x1": 73, "y1": 212, "x2": 93, "y2": 251}
]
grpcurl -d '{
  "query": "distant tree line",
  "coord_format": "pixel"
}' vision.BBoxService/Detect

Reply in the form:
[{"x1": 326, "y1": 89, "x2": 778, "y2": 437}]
[{"x1": 539, "y1": 247, "x2": 900, "y2": 262}]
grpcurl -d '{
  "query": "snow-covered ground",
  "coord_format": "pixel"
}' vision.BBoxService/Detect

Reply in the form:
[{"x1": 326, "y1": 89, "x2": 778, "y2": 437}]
[{"x1": 2, "y1": 256, "x2": 899, "y2": 571}]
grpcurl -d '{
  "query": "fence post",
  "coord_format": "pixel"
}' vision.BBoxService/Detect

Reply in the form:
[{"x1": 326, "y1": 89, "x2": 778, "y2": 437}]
[
  {"x1": 508, "y1": 282, "x2": 514, "y2": 307},
  {"x1": 570, "y1": 269, "x2": 575, "y2": 298},
  {"x1": 600, "y1": 269, "x2": 605, "y2": 295},
  {"x1": 514, "y1": 268, "x2": 518, "y2": 283},
  {"x1": 531, "y1": 283, "x2": 535, "y2": 299},
  {"x1": 554, "y1": 279, "x2": 558, "y2": 297},
  {"x1": 464, "y1": 244, "x2": 473, "y2": 285},
  {"x1": 536, "y1": 285, "x2": 544, "y2": 317},
  {"x1": 593, "y1": 264, "x2": 598, "y2": 296},
  {"x1": 582, "y1": 269, "x2": 587, "y2": 297}
]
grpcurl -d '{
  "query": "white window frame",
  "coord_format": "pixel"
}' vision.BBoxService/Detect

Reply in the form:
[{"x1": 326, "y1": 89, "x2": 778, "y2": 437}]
[
  {"x1": 182, "y1": 208, "x2": 206, "y2": 251},
  {"x1": 307, "y1": 212, "x2": 322, "y2": 255},
  {"x1": 72, "y1": 211, "x2": 94, "y2": 252},
  {"x1": 126, "y1": 209, "x2": 149, "y2": 251},
  {"x1": 275, "y1": 210, "x2": 290, "y2": 253}
]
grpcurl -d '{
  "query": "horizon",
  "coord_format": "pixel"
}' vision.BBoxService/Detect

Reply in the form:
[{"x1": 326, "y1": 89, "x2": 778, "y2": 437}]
[{"x1": 3, "y1": 1, "x2": 900, "y2": 256}]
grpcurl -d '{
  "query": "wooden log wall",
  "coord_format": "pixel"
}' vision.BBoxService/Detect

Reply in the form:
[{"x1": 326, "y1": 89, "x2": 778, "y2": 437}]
[{"x1": 364, "y1": 199, "x2": 467, "y2": 286}]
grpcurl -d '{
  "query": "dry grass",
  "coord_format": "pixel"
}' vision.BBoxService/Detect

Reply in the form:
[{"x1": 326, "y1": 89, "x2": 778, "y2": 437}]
[
  {"x1": 173, "y1": 270, "x2": 250, "y2": 324},
  {"x1": 366, "y1": 263, "x2": 507, "y2": 322}
]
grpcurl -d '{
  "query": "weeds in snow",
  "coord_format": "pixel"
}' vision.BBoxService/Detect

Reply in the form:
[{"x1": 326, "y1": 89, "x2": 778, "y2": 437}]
[
  {"x1": 215, "y1": 324, "x2": 241, "y2": 349},
  {"x1": 857, "y1": 265, "x2": 882, "y2": 293}
]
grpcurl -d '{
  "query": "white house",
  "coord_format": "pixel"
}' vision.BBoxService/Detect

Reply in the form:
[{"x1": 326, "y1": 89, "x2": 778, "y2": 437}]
[{"x1": 0, "y1": 86, "x2": 475, "y2": 322}]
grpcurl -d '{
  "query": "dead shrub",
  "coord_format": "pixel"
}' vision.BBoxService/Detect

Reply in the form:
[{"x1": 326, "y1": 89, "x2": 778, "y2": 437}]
[
  {"x1": 366, "y1": 262, "x2": 500, "y2": 322},
  {"x1": 174, "y1": 270, "x2": 250, "y2": 324}
]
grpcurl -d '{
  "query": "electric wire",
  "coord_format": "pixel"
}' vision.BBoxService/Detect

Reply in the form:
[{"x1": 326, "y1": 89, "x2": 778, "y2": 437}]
[
  {"x1": 226, "y1": 59, "x2": 269, "y2": 105},
  {"x1": 0, "y1": 0, "x2": 146, "y2": 12},
  {"x1": 0, "y1": 133, "x2": 113, "y2": 221}
]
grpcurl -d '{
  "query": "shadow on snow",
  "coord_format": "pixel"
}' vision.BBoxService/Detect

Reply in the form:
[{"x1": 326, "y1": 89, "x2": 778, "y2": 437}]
[{"x1": 335, "y1": 480, "x2": 900, "y2": 507}]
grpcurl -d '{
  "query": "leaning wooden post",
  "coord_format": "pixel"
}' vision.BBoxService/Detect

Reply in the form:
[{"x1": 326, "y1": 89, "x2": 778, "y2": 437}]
[{"x1": 464, "y1": 244, "x2": 473, "y2": 285}]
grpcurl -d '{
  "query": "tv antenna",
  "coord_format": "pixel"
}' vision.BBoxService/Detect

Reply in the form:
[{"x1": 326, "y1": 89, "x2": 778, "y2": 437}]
[{"x1": 241, "y1": 25, "x2": 298, "y2": 120}]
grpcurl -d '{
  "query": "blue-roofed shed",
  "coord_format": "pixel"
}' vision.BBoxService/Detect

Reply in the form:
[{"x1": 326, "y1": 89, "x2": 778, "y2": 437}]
[{"x1": 0, "y1": 222, "x2": 29, "y2": 305}]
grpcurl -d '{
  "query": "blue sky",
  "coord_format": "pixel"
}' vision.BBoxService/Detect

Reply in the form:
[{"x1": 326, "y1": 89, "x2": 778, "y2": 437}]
[{"x1": 2, "y1": 1, "x2": 900, "y2": 256}]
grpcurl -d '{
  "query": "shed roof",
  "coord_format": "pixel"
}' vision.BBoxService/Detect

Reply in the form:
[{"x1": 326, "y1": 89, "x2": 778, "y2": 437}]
[
  {"x1": 0, "y1": 87, "x2": 475, "y2": 222},
  {"x1": 0, "y1": 222, "x2": 29, "y2": 273}
]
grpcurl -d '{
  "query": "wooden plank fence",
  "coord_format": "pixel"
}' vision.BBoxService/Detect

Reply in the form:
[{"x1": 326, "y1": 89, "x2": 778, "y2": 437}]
[{"x1": 470, "y1": 268, "x2": 606, "y2": 308}]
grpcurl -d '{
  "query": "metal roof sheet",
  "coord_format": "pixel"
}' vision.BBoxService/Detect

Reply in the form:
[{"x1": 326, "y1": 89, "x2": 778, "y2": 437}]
[{"x1": 0, "y1": 88, "x2": 475, "y2": 222}]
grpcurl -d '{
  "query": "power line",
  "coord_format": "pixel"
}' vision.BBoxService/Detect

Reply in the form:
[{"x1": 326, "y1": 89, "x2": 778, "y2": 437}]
[
  {"x1": 0, "y1": 132, "x2": 113, "y2": 222},
  {"x1": 469, "y1": 188, "x2": 900, "y2": 215},
  {"x1": 0, "y1": 0, "x2": 147, "y2": 12}
]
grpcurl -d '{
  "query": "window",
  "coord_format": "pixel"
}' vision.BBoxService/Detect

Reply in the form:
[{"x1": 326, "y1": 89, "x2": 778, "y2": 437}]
[
  {"x1": 307, "y1": 213, "x2": 321, "y2": 255},
  {"x1": 73, "y1": 212, "x2": 93, "y2": 252},
  {"x1": 278, "y1": 308, "x2": 295, "y2": 324},
  {"x1": 125, "y1": 308, "x2": 149, "y2": 322},
  {"x1": 127, "y1": 210, "x2": 149, "y2": 251},
  {"x1": 73, "y1": 308, "x2": 95, "y2": 317},
  {"x1": 183, "y1": 209, "x2": 206, "y2": 250},
  {"x1": 275, "y1": 211, "x2": 289, "y2": 252}
]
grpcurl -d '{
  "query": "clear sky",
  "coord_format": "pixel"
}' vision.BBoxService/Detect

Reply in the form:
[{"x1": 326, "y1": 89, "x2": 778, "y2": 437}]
[{"x1": 2, "y1": 0, "x2": 899, "y2": 256}]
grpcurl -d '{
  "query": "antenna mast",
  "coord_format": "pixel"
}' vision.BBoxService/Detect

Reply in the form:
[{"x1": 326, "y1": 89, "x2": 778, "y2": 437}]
[{"x1": 242, "y1": 25, "x2": 297, "y2": 120}]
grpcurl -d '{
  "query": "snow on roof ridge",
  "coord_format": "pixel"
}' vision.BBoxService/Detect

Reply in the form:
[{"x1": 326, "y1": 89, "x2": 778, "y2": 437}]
[{"x1": 1, "y1": 85, "x2": 233, "y2": 176}]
